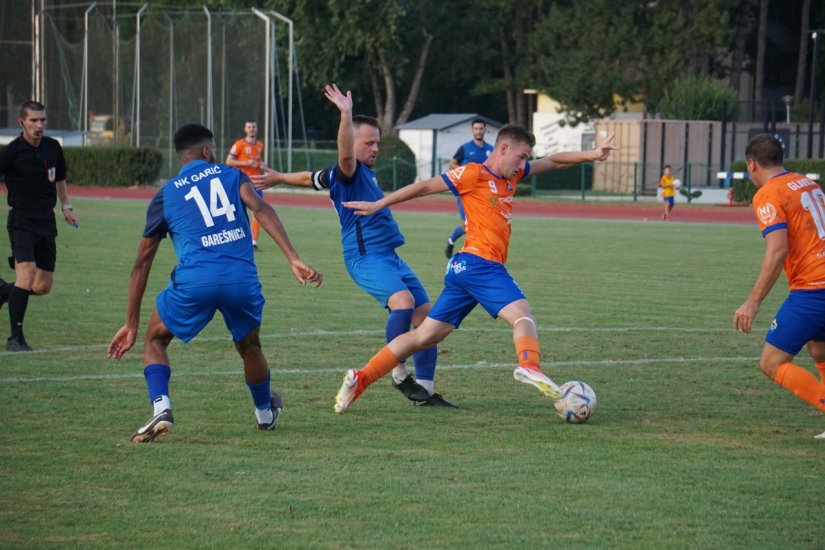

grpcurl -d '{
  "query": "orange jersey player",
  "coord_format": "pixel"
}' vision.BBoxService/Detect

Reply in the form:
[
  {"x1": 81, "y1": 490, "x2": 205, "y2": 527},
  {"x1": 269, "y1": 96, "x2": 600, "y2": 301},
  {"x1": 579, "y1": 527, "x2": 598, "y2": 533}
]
[
  {"x1": 333, "y1": 123, "x2": 617, "y2": 414},
  {"x1": 226, "y1": 120, "x2": 265, "y2": 248},
  {"x1": 734, "y1": 133, "x2": 825, "y2": 439},
  {"x1": 659, "y1": 165, "x2": 675, "y2": 220}
]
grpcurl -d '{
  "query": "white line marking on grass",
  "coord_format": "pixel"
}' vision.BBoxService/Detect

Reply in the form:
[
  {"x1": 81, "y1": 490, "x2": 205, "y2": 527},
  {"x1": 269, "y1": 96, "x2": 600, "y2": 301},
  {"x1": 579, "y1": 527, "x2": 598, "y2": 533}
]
[
  {"x1": 0, "y1": 356, "x2": 758, "y2": 384},
  {"x1": 0, "y1": 325, "x2": 739, "y2": 358}
]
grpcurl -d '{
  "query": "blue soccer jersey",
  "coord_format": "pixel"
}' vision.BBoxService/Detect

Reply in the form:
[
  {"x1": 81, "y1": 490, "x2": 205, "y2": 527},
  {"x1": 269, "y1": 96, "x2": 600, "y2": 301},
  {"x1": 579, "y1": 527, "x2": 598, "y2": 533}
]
[
  {"x1": 143, "y1": 160, "x2": 257, "y2": 288},
  {"x1": 453, "y1": 140, "x2": 494, "y2": 166},
  {"x1": 324, "y1": 161, "x2": 405, "y2": 260}
]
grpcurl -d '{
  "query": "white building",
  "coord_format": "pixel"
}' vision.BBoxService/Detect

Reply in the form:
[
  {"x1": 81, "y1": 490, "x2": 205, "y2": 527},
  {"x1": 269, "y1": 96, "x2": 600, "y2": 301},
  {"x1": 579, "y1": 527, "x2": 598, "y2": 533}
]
[{"x1": 397, "y1": 114, "x2": 502, "y2": 181}]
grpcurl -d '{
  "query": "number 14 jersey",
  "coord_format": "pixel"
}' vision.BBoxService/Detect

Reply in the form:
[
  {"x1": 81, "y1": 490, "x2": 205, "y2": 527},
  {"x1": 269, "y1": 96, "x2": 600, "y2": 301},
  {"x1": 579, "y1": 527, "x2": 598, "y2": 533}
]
[
  {"x1": 143, "y1": 159, "x2": 256, "y2": 288},
  {"x1": 752, "y1": 171, "x2": 825, "y2": 290}
]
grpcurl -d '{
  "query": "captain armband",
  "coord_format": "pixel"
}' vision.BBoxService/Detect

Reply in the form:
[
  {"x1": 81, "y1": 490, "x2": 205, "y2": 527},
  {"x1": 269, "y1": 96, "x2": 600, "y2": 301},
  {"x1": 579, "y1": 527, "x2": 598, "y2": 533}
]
[{"x1": 311, "y1": 170, "x2": 329, "y2": 191}]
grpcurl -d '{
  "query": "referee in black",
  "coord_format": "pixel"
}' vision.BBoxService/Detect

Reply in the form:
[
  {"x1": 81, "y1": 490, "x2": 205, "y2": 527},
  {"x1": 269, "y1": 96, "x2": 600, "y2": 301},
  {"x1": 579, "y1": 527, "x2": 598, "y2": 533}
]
[{"x1": 0, "y1": 101, "x2": 77, "y2": 351}]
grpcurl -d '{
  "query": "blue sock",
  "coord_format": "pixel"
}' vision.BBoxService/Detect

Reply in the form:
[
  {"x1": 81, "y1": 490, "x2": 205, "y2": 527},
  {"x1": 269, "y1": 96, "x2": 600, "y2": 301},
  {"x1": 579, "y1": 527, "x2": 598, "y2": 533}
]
[
  {"x1": 449, "y1": 225, "x2": 465, "y2": 243},
  {"x1": 144, "y1": 364, "x2": 171, "y2": 403},
  {"x1": 386, "y1": 308, "x2": 414, "y2": 343},
  {"x1": 246, "y1": 371, "x2": 272, "y2": 410},
  {"x1": 413, "y1": 345, "x2": 437, "y2": 383}
]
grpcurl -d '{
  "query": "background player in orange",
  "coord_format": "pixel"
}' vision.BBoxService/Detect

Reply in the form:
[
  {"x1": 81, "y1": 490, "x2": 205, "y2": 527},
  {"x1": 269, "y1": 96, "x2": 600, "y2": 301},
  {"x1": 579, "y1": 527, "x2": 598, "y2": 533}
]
[
  {"x1": 658, "y1": 164, "x2": 675, "y2": 221},
  {"x1": 226, "y1": 120, "x2": 266, "y2": 250},
  {"x1": 334, "y1": 124, "x2": 616, "y2": 413},
  {"x1": 734, "y1": 133, "x2": 825, "y2": 439}
]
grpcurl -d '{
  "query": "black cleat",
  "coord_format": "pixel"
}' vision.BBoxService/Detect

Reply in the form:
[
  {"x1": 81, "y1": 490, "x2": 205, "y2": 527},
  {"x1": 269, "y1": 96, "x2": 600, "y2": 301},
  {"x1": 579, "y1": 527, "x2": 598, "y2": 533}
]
[
  {"x1": 6, "y1": 336, "x2": 33, "y2": 352},
  {"x1": 392, "y1": 375, "x2": 431, "y2": 402},
  {"x1": 444, "y1": 241, "x2": 454, "y2": 259},
  {"x1": 415, "y1": 393, "x2": 459, "y2": 408},
  {"x1": 130, "y1": 409, "x2": 174, "y2": 443},
  {"x1": 257, "y1": 390, "x2": 283, "y2": 431},
  {"x1": 253, "y1": 243, "x2": 260, "y2": 251}
]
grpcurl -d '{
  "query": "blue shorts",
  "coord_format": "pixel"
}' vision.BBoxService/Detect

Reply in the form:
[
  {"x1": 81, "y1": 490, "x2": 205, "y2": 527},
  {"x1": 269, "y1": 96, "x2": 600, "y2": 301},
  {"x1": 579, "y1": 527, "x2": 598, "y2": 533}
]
[
  {"x1": 456, "y1": 197, "x2": 466, "y2": 221},
  {"x1": 429, "y1": 253, "x2": 526, "y2": 328},
  {"x1": 156, "y1": 281, "x2": 265, "y2": 343},
  {"x1": 345, "y1": 251, "x2": 430, "y2": 308},
  {"x1": 664, "y1": 196, "x2": 675, "y2": 207},
  {"x1": 765, "y1": 289, "x2": 825, "y2": 355}
]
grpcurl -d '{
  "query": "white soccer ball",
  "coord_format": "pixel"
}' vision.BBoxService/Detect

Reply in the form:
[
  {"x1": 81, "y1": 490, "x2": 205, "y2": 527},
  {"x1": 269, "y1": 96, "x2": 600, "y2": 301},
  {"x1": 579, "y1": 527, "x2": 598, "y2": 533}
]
[
  {"x1": 673, "y1": 178, "x2": 682, "y2": 189},
  {"x1": 553, "y1": 381, "x2": 597, "y2": 424}
]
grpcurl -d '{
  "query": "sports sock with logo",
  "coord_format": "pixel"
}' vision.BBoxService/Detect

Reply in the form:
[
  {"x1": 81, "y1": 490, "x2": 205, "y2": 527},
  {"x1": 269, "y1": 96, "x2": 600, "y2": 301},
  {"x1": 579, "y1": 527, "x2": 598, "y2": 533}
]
[
  {"x1": 8, "y1": 286, "x2": 31, "y2": 341},
  {"x1": 361, "y1": 346, "x2": 400, "y2": 387},
  {"x1": 246, "y1": 370, "x2": 272, "y2": 410},
  {"x1": 515, "y1": 335, "x2": 541, "y2": 370},
  {"x1": 772, "y1": 362, "x2": 825, "y2": 412},
  {"x1": 144, "y1": 363, "x2": 172, "y2": 414}
]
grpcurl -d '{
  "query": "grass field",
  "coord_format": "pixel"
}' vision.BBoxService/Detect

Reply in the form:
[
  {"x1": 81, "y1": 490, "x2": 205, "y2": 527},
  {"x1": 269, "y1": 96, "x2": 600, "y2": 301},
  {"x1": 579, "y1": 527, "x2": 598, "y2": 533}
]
[{"x1": 0, "y1": 197, "x2": 822, "y2": 548}]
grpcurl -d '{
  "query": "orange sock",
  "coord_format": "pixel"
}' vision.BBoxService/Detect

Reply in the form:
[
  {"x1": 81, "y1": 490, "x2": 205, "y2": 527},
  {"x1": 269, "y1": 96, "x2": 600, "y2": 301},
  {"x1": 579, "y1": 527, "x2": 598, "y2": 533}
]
[
  {"x1": 361, "y1": 346, "x2": 400, "y2": 387},
  {"x1": 251, "y1": 217, "x2": 260, "y2": 242},
  {"x1": 816, "y1": 362, "x2": 825, "y2": 385},
  {"x1": 773, "y1": 362, "x2": 825, "y2": 412},
  {"x1": 515, "y1": 335, "x2": 541, "y2": 371}
]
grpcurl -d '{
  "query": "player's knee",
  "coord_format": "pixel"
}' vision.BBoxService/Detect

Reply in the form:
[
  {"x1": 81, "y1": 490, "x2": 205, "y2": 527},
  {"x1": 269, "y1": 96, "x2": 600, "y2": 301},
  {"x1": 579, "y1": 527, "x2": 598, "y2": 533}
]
[
  {"x1": 758, "y1": 358, "x2": 781, "y2": 378},
  {"x1": 31, "y1": 282, "x2": 51, "y2": 296}
]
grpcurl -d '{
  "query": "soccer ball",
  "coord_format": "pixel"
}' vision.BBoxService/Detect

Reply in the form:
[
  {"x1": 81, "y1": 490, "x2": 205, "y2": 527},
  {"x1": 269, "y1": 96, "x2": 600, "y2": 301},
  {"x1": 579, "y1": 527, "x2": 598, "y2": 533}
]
[
  {"x1": 553, "y1": 381, "x2": 597, "y2": 424},
  {"x1": 673, "y1": 178, "x2": 682, "y2": 189}
]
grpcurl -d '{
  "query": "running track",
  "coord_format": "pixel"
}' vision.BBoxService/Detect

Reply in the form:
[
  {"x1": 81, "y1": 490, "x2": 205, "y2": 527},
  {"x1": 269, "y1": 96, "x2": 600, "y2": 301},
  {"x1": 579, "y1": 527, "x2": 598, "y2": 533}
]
[{"x1": 62, "y1": 186, "x2": 755, "y2": 225}]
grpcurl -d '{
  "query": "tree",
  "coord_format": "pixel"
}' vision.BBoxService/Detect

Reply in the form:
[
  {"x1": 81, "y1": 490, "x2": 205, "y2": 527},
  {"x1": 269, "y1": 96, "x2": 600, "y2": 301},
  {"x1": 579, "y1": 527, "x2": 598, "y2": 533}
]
[{"x1": 794, "y1": 0, "x2": 812, "y2": 103}]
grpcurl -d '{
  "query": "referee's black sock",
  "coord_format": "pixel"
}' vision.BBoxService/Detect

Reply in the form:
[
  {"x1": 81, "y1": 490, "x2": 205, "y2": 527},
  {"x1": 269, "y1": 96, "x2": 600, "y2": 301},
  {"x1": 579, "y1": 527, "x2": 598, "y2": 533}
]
[{"x1": 8, "y1": 285, "x2": 30, "y2": 341}]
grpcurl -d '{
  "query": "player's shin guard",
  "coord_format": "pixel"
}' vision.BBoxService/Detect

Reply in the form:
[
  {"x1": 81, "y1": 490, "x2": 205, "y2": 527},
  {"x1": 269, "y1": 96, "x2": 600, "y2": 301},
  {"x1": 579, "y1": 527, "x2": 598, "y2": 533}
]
[
  {"x1": 515, "y1": 335, "x2": 541, "y2": 370},
  {"x1": 361, "y1": 346, "x2": 400, "y2": 387},
  {"x1": 772, "y1": 362, "x2": 825, "y2": 412}
]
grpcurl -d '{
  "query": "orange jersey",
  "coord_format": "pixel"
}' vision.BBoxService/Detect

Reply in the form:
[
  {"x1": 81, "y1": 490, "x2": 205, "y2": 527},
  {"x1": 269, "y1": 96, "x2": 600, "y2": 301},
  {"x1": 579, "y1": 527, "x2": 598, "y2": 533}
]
[
  {"x1": 659, "y1": 175, "x2": 675, "y2": 197},
  {"x1": 752, "y1": 172, "x2": 825, "y2": 290},
  {"x1": 441, "y1": 162, "x2": 528, "y2": 264},
  {"x1": 228, "y1": 138, "x2": 264, "y2": 178}
]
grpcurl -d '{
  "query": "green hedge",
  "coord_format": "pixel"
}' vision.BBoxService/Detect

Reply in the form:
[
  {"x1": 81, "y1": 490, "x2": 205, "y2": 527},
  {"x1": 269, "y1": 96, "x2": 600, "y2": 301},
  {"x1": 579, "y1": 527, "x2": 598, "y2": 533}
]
[
  {"x1": 63, "y1": 147, "x2": 163, "y2": 187},
  {"x1": 373, "y1": 135, "x2": 416, "y2": 190},
  {"x1": 728, "y1": 159, "x2": 825, "y2": 203}
]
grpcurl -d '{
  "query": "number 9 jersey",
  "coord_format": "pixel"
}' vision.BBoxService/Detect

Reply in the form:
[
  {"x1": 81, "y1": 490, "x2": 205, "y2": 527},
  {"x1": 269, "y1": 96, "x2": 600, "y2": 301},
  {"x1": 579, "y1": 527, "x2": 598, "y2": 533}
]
[
  {"x1": 143, "y1": 159, "x2": 257, "y2": 288},
  {"x1": 752, "y1": 172, "x2": 825, "y2": 290}
]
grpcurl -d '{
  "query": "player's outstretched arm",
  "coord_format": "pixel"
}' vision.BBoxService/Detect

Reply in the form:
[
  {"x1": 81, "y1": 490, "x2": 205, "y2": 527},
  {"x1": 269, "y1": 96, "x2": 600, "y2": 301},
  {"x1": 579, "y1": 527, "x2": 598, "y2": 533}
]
[
  {"x1": 530, "y1": 133, "x2": 618, "y2": 175},
  {"x1": 251, "y1": 168, "x2": 313, "y2": 191},
  {"x1": 107, "y1": 235, "x2": 162, "y2": 359},
  {"x1": 241, "y1": 183, "x2": 323, "y2": 287},
  {"x1": 325, "y1": 83, "x2": 356, "y2": 178},
  {"x1": 343, "y1": 176, "x2": 449, "y2": 216},
  {"x1": 733, "y1": 229, "x2": 788, "y2": 333}
]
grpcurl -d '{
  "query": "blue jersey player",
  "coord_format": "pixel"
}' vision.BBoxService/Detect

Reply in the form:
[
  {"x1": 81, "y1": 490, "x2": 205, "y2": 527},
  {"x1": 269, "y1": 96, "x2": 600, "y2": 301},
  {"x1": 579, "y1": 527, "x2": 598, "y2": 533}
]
[
  {"x1": 445, "y1": 119, "x2": 494, "y2": 258},
  {"x1": 107, "y1": 124, "x2": 322, "y2": 442},
  {"x1": 253, "y1": 83, "x2": 455, "y2": 408}
]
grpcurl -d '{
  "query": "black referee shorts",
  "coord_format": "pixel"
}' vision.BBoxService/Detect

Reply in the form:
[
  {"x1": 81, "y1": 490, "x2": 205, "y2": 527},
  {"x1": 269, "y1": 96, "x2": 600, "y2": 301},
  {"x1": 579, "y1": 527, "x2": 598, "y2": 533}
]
[{"x1": 7, "y1": 213, "x2": 57, "y2": 272}]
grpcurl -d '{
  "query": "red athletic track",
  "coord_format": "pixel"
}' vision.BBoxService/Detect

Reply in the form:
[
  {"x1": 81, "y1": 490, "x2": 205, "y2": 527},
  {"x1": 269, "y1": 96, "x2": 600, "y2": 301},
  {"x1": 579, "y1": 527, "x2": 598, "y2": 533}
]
[{"x1": 56, "y1": 186, "x2": 755, "y2": 225}]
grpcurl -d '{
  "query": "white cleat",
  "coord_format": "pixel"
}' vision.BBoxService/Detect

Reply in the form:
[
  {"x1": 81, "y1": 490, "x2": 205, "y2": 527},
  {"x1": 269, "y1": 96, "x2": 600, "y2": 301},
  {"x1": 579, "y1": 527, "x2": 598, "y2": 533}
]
[
  {"x1": 334, "y1": 370, "x2": 364, "y2": 413},
  {"x1": 815, "y1": 430, "x2": 825, "y2": 440},
  {"x1": 513, "y1": 366, "x2": 562, "y2": 400}
]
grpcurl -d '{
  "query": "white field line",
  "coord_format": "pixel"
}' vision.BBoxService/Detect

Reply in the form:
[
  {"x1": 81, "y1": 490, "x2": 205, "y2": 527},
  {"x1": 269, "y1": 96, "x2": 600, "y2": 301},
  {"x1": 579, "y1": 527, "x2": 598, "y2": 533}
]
[{"x1": 0, "y1": 356, "x2": 758, "y2": 384}]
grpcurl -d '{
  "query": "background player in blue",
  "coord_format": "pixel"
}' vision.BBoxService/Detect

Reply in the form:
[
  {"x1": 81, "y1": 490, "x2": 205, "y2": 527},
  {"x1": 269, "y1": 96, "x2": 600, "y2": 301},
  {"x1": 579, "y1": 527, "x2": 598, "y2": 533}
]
[
  {"x1": 107, "y1": 124, "x2": 322, "y2": 443},
  {"x1": 253, "y1": 83, "x2": 453, "y2": 407},
  {"x1": 444, "y1": 119, "x2": 494, "y2": 258}
]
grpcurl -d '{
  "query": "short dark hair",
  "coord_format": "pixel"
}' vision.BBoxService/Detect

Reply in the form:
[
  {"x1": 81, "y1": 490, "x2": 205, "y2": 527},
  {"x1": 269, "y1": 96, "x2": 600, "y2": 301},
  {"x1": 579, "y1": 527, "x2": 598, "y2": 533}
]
[
  {"x1": 19, "y1": 100, "x2": 45, "y2": 118},
  {"x1": 471, "y1": 118, "x2": 486, "y2": 127},
  {"x1": 745, "y1": 134, "x2": 783, "y2": 168},
  {"x1": 494, "y1": 124, "x2": 535, "y2": 148},
  {"x1": 352, "y1": 114, "x2": 381, "y2": 135},
  {"x1": 663, "y1": 164, "x2": 671, "y2": 170},
  {"x1": 174, "y1": 124, "x2": 214, "y2": 153},
  {"x1": 245, "y1": 119, "x2": 257, "y2": 125}
]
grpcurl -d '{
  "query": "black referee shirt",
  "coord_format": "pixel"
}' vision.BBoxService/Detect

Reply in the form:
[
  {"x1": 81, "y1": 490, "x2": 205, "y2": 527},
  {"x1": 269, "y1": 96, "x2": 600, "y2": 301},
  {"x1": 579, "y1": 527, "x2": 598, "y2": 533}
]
[{"x1": 0, "y1": 134, "x2": 66, "y2": 214}]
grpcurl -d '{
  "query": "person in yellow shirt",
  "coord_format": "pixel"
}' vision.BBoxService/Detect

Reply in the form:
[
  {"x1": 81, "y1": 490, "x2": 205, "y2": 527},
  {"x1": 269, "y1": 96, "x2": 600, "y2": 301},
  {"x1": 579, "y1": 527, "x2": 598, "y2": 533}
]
[{"x1": 659, "y1": 164, "x2": 675, "y2": 221}]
